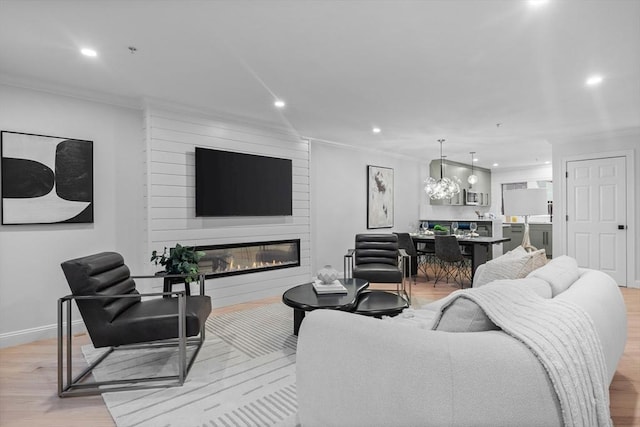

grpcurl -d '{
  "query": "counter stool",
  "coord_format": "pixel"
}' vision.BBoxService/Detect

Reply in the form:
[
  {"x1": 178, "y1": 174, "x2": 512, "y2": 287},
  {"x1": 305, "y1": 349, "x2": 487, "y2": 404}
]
[{"x1": 353, "y1": 291, "x2": 409, "y2": 318}]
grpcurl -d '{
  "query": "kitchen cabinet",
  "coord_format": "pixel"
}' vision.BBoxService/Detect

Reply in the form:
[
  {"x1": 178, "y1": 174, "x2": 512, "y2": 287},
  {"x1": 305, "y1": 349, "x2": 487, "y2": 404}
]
[
  {"x1": 428, "y1": 160, "x2": 465, "y2": 206},
  {"x1": 469, "y1": 168, "x2": 491, "y2": 207},
  {"x1": 428, "y1": 159, "x2": 491, "y2": 206},
  {"x1": 529, "y1": 224, "x2": 552, "y2": 258},
  {"x1": 502, "y1": 223, "x2": 552, "y2": 257},
  {"x1": 502, "y1": 224, "x2": 524, "y2": 252}
]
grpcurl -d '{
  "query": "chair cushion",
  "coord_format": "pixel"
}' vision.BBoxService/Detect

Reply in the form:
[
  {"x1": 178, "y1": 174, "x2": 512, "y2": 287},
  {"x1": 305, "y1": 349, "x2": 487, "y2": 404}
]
[
  {"x1": 93, "y1": 295, "x2": 211, "y2": 347},
  {"x1": 353, "y1": 263, "x2": 403, "y2": 283},
  {"x1": 354, "y1": 234, "x2": 399, "y2": 266}
]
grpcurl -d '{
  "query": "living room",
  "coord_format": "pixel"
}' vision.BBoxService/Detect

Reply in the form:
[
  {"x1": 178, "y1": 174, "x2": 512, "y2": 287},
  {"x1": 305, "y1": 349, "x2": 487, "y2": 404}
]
[{"x1": 0, "y1": 1, "x2": 638, "y2": 426}]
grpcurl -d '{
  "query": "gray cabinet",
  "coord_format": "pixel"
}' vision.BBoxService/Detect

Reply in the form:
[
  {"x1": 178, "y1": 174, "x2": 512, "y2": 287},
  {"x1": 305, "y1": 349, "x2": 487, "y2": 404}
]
[
  {"x1": 502, "y1": 224, "x2": 524, "y2": 252},
  {"x1": 428, "y1": 161, "x2": 465, "y2": 206},
  {"x1": 428, "y1": 159, "x2": 491, "y2": 206},
  {"x1": 471, "y1": 168, "x2": 492, "y2": 207},
  {"x1": 502, "y1": 223, "x2": 552, "y2": 257},
  {"x1": 529, "y1": 224, "x2": 552, "y2": 258}
]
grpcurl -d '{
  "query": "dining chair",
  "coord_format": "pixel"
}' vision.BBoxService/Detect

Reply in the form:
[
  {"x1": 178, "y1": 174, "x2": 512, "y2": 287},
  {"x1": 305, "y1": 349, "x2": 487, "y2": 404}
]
[
  {"x1": 433, "y1": 235, "x2": 472, "y2": 287},
  {"x1": 393, "y1": 232, "x2": 417, "y2": 285}
]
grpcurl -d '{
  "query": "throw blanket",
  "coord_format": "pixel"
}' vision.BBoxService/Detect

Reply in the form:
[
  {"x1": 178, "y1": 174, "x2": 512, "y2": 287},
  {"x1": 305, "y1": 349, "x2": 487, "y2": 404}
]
[{"x1": 433, "y1": 283, "x2": 611, "y2": 427}]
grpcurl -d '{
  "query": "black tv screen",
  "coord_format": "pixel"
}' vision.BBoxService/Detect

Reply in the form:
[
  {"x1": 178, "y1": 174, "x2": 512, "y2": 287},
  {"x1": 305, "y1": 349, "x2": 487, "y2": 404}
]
[{"x1": 195, "y1": 147, "x2": 292, "y2": 217}]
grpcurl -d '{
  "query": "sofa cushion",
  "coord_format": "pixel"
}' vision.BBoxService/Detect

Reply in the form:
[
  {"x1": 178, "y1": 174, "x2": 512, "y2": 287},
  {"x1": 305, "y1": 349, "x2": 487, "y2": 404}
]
[
  {"x1": 526, "y1": 255, "x2": 580, "y2": 297},
  {"x1": 474, "y1": 248, "x2": 547, "y2": 287},
  {"x1": 436, "y1": 297, "x2": 500, "y2": 332}
]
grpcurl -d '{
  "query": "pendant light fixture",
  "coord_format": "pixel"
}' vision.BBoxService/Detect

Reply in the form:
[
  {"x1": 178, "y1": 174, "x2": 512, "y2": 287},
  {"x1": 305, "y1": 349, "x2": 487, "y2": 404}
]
[
  {"x1": 467, "y1": 151, "x2": 478, "y2": 186},
  {"x1": 424, "y1": 139, "x2": 461, "y2": 200}
]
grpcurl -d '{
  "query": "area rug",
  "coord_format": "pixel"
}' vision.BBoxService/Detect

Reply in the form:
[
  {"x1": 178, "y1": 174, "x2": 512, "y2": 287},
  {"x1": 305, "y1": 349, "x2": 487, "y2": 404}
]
[
  {"x1": 82, "y1": 303, "x2": 299, "y2": 427},
  {"x1": 83, "y1": 298, "x2": 429, "y2": 426}
]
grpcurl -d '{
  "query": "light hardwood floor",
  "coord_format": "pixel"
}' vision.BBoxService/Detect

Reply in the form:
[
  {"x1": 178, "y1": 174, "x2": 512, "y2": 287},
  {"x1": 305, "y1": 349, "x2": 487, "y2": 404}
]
[{"x1": 0, "y1": 277, "x2": 638, "y2": 427}]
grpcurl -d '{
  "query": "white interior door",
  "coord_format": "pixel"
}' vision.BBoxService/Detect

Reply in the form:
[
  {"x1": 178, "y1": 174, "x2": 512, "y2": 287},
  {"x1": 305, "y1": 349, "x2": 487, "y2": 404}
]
[{"x1": 566, "y1": 157, "x2": 627, "y2": 285}]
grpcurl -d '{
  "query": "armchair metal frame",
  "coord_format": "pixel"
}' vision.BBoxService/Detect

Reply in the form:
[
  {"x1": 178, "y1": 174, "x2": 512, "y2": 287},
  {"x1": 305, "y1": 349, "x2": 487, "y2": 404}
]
[
  {"x1": 57, "y1": 275, "x2": 206, "y2": 397},
  {"x1": 344, "y1": 249, "x2": 411, "y2": 303}
]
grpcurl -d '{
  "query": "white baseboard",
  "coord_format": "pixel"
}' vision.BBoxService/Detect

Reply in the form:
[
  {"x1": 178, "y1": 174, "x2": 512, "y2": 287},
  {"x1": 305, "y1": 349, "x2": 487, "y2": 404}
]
[{"x1": 0, "y1": 320, "x2": 86, "y2": 349}]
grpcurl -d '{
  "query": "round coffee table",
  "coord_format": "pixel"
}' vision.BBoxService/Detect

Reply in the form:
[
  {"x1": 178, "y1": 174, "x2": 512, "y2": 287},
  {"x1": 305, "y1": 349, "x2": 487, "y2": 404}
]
[
  {"x1": 282, "y1": 278, "x2": 369, "y2": 335},
  {"x1": 353, "y1": 290, "x2": 410, "y2": 318}
]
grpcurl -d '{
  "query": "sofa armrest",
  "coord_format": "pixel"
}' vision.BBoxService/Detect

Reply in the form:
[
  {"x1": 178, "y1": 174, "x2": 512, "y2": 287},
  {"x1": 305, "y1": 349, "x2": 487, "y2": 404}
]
[
  {"x1": 297, "y1": 310, "x2": 561, "y2": 427},
  {"x1": 554, "y1": 269, "x2": 627, "y2": 383},
  {"x1": 472, "y1": 263, "x2": 486, "y2": 287}
]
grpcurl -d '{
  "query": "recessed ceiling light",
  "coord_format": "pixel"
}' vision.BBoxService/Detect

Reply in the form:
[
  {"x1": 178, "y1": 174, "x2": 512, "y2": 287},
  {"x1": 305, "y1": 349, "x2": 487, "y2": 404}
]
[
  {"x1": 80, "y1": 48, "x2": 97, "y2": 57},
  {"x1": 473, "y1": 158, "x2": 478, "y2": 162},
  {"x1": 586, "y1": 75, "x2": 604, "y2": 86},
  {"x1": 274, "y1": 100, "x2": 286, "y2": 108},
  {"x1": 492, "y1": 163, "x2": 499, "y2": 167},
  {"x1": 528, "y1": 0, "x2": 548, "y2": 7},
  {"x1": 372, "y1": 127, "x2": 381, "y2": 134},
  {"x1": 544, "y1": 161, "x2": 551, "y2": 164}
]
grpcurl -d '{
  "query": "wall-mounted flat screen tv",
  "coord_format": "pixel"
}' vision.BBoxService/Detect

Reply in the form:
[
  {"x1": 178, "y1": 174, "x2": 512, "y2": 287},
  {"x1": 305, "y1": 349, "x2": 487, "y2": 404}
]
[{"x1": 195, "y1": 147, "x2": 292, "y2": 217}]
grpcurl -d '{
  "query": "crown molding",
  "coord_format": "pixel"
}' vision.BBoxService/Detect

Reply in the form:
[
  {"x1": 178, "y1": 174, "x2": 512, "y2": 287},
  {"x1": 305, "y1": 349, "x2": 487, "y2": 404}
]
[
  {"x1": 308, "y1": 136, "x2": 425, "y2": 164},
  {"x1": 0, "y1": 73, "x2": 142, "y2": 110},
  {"x1": 142, "y1": 97, "x2": 303, "y2": 139}
]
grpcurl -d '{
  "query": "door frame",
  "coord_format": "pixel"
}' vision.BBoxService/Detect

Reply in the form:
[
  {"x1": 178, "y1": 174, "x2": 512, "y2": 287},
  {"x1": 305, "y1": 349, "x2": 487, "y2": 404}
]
[{"x1": 557, "y1": 149, "x2": 636, "y2": 287}]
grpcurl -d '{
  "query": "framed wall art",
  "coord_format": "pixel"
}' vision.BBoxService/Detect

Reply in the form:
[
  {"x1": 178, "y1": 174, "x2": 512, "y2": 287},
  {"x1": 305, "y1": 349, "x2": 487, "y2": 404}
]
[
  {"x1": 367, "y1": 165, "x2": 393, "y2": 229},
  {"x1": 1, "y1": 131, "x2": 93, "y2": 225}
]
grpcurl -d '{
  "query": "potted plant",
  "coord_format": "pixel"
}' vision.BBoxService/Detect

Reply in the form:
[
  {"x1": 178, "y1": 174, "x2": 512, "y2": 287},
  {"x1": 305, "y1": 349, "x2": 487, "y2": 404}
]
[{"x1": 150, "y1": 244, "x2": 205, "y2": 284}]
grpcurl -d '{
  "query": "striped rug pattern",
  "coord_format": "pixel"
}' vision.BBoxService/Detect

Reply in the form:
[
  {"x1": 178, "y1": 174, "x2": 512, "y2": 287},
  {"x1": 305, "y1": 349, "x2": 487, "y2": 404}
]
[{"x1": 83, "y1": 303, "x2": 299, "y2": 427}]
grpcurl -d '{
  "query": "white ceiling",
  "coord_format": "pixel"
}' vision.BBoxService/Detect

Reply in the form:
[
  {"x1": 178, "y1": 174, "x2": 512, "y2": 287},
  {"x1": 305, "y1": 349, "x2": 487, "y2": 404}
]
[{"x1": 1, "y1": 0, "x2": 639, "y2": 169}]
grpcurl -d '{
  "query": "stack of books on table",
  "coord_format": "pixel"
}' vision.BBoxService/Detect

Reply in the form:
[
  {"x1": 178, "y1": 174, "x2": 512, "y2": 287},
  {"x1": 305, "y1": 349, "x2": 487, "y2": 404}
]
[{"x1": 312, "y1": 280, "x2": 348, "y2": 294}]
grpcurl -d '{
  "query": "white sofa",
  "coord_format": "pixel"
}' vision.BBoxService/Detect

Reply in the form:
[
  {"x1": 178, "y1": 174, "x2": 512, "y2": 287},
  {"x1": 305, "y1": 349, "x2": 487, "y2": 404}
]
[{"x1": 296, "y1": 257, "x2": 627, "y2": 427}]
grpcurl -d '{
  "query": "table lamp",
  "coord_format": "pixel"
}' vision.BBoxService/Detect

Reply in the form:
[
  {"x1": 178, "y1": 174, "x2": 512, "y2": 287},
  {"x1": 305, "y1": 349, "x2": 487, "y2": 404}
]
[{"x1": 503, "y1": 188, "x2": 548, "y2": 252}]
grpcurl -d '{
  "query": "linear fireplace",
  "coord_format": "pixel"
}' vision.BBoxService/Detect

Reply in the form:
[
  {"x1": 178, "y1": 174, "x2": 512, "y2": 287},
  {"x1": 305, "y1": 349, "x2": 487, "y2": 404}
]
[{"x1": 196, "y1": 239, "x2": 300, "y2": 278}]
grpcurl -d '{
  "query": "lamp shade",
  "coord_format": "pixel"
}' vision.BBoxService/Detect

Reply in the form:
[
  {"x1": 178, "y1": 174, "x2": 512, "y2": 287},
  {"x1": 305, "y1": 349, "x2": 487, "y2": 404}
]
[{"x1": 503, "y1": 188, "x2": 548, "y2": 216}]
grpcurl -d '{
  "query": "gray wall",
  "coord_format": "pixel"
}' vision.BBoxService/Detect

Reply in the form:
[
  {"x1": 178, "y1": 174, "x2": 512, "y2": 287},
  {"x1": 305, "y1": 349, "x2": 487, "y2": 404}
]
[
  {"x1": 0, "y1": 84, "x2": 144, "y2": 346},
  {"x1": 2, "y1": 84, "x2": 428, "y2": 347},
  {"x1": 310, "y1": 141, "x2": 422, "y2": 274}
]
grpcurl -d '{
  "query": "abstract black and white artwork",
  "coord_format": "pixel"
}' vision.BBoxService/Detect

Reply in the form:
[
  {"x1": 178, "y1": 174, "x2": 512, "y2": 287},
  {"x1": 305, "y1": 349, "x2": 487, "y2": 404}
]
[
  {"x1": 367, "y1": 165, "x2": 393, "y2": 229},
  {"x1": 1, "y1": 131, "x2": 93, "y2": 224}
]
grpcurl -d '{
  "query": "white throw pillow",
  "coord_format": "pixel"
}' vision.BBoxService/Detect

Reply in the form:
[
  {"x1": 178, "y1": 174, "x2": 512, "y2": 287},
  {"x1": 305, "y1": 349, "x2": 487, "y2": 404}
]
[
  {"x1": 435, "y1": 277, "x2": 552, "y2": 332},
  {"x1": 485, "y1": 277, "x2": 552, "y2": 299},
  {"x1": 474, "y1": 248, "x2": 547, "y2": 287},
  {"x1": 502, "y1": 246, "x2": 528, "y2": 259},
  {"x1": 435, "y1": 297, "x2": 499, "y2": 332},
  {"x1": 526, "y1": 255, "x2": 580, "y2": 297}
]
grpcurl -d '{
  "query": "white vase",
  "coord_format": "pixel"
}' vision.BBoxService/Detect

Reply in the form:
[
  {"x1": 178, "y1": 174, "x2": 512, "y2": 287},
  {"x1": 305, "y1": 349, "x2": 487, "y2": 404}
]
[{"x1": 317, "y1": 265, "x2": 338, "y2": 284}]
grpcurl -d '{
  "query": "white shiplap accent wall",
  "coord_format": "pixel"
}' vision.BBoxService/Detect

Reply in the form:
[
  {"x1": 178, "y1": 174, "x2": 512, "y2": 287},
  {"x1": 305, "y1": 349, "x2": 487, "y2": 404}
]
[{"x1": 144, "y1": 107, "x2": 311, "y2": 307}]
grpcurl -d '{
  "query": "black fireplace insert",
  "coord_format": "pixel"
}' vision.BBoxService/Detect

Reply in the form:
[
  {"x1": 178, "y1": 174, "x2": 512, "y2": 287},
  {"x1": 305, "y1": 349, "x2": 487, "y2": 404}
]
[{"x1": 195, "y1": 239, "x2": 300, "y2": 278}]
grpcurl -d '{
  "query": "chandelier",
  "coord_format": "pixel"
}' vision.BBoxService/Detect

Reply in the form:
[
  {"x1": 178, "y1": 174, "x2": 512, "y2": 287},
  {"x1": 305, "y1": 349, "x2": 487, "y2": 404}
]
[{"x1": 424, "y1": 139, "x2": 461, "y2": 200}]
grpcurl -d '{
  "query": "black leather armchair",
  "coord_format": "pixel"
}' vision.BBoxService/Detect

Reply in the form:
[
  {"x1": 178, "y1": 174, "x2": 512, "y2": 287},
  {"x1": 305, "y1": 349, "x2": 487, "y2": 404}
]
[
  {"x1": 58, "y1": 252, "x2": 211, "y2": 397},
  {"x1": 345, "y1": 234, "x2": 410, "y2": 302}
]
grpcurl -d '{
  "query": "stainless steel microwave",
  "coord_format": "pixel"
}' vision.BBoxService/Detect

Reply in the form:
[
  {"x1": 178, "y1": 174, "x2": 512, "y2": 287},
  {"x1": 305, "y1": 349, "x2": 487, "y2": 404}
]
[{"x1": 465, "y1": 190, "x2": 479, "y2": 205}]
